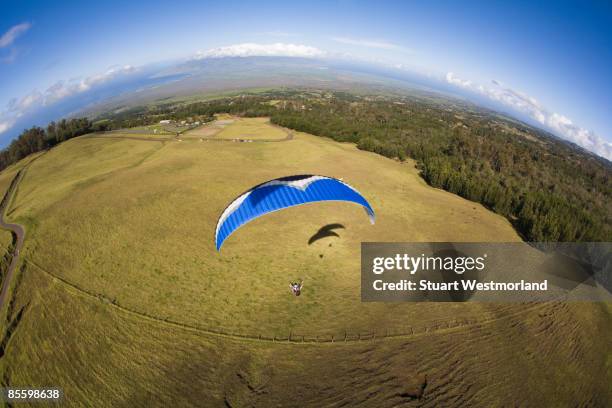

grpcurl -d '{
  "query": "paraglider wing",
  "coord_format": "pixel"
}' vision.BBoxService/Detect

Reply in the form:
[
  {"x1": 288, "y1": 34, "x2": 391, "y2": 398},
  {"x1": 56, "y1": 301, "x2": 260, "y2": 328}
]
[{"x1": 215, "y1": 175, "x2": 375, "y2": 250}]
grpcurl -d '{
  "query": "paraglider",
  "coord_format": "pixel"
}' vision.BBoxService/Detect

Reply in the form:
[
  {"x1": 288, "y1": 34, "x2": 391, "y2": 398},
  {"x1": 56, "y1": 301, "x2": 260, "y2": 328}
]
[
  {"x1": 289, "y1": 279, "x2": 304, "y2": 296},
  {"x1": 215, "y1": 175, "x2": 375, "y2": 251}
]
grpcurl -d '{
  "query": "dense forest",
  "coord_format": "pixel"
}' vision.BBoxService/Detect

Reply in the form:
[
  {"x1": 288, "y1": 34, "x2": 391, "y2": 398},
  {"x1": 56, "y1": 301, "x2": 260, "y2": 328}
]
[{"x1": 1, "y1": 89, "x2": 610, "y2": 242}]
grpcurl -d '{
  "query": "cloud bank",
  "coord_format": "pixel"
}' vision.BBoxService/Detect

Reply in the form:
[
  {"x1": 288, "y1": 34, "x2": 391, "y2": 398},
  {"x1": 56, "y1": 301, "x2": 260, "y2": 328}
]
[
  {"x1": 193, "y1": 43, "x2": 325, "y2": 59},
  {"x1": 0, "y1": 65, "x2": 136, "y2": 135},
  {"x1": 446, "y1": 72, "x2": 612, "y2": 160}
]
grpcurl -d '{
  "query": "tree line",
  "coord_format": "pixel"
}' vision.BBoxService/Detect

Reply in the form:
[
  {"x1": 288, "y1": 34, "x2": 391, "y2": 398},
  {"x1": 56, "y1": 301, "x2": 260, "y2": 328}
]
[
  {"x1": 0, "y1": 118, "x2": 96, "y2": 171},
  {"x1": 262, "y1": 91, "x2": 610, "y2": 241}
]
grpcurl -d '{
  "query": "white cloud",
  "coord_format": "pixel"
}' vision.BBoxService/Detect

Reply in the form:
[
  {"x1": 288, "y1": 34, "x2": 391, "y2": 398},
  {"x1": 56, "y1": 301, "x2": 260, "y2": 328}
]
[
  {"x1": 44, "y1": 81, "x2": 74, "y2": 103},
  {"x1": 13, "y1": 90, "x2": 43, "y2": 111},
  {"x1": 0, "y1": 22, "x2": 31, "y2": 48},
  {"x1": 76, "y1": 64, "x2": 136, "y2": 93},
  {"x1": 0, "y1": 65, "x2": 137, "y2": 135},
  {"x1": 331, "y1": 36, "x2": 401, "y2": 50},
  {"x1": 446, "y1": 72, "x2": 473, "y2": 88},
  {"x1": 0, "y1": 119, "x2": 14, "y2": 134},
  {"x1": 446, "y1": 72, "x2": 612, "y2": 160},
  {"x1": 40, "y1": 64, "x2": 136, "y2": 105},
  {"x1": 193, "y1": 43, "x2": 325, "y2": 59}
]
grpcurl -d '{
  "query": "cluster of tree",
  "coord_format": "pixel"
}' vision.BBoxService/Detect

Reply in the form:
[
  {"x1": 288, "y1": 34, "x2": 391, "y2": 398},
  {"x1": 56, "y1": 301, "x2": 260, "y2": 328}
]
[
  {"x1": 0, "y1": 118, "x2": 94, "y2": 171},
  {"x1": 95, "y1": 102, "x2": 225, "y2": 130}
]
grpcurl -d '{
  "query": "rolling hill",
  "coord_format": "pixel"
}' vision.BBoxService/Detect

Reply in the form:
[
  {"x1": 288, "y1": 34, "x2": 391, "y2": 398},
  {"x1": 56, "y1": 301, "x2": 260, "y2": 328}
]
[{"x1": 0, "y1": 116, "x2": 609, "y2": 406}]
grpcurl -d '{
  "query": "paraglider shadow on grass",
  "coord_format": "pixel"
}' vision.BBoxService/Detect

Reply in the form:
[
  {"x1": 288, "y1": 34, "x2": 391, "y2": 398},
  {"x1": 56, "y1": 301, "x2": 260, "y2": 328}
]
[{"x1": 308, "y1": 223, "x2": 345, "y2": 245}]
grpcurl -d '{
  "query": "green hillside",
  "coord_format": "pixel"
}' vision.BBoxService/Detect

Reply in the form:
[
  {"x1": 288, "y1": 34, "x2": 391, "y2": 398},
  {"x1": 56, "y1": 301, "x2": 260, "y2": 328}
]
[
  {"x1": 0, "y1": 117, "x2": 609, "y2": 406},
  {"x1": 8, "y1": 118, "x2": 520, "y2": 336}
]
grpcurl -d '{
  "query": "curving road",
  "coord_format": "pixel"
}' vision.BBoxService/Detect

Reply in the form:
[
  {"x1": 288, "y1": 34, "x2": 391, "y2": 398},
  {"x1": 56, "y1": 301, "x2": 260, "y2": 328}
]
[{"x1": 0, "y1": 170, "x2": 25, "y2": 309}]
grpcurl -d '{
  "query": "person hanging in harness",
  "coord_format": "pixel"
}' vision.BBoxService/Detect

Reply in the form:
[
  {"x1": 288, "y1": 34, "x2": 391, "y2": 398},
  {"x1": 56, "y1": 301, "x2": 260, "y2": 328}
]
[{"x1": 289, "y1": 279, "x2": 303, "y2": 296}]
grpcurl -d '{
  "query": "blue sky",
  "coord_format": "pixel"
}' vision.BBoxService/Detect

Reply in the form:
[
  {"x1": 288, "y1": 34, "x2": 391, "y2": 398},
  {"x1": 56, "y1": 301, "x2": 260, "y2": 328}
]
[{"x1": 1, "y1": 0, "x2": 611, "y2": 158}]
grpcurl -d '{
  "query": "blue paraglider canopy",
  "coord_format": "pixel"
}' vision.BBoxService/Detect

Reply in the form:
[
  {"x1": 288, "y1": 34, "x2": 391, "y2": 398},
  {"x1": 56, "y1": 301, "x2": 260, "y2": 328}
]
[{"x1": 215, "y1": 175, "x2": 375, "y2": 251}]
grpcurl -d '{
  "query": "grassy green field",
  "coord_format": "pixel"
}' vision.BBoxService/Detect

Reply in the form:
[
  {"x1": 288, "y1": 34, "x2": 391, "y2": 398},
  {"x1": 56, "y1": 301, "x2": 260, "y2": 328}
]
[
  {"x1": 0, "y1": 152, "x2": 43, "y2": 200},
  {"x1": 90, "y1": 132, "x2": 175, "y2": 141},
  {"x1": 180, "y1": 119, "x2": 229, "y2": 139},
  {"x1": 0, "y1": 231, "x2": 11, "y2": 251},
  {"x1": 8, "y1": 118, "x2": 521, "y2": 337},
  {"x1": 0, "y1": 117, "x2": 610, "y2": 406},
  {"x1": 213, "y1": 117, "x2": 287, "y2": 140},
  {"x1": 0, "y1": 230, "x2": 12, "y2": 290},
  {"x1": 121, "y1": 124, "x2": 174, "y2": 134},
  {"x1": 5, "y1": 266, "x2": 610, "y2": 406},
  {"x1": 0, "y1": 153, "x2": 39, "y2": 299},
  {"x1": 182, "y1": 116, "x2": 288, "y2": 141}
]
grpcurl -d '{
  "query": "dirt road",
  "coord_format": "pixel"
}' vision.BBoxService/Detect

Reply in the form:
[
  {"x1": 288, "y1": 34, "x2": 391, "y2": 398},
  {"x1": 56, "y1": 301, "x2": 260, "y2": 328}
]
[{"x1": 0, "y1": 171, "x2": 25, "y2": 309}]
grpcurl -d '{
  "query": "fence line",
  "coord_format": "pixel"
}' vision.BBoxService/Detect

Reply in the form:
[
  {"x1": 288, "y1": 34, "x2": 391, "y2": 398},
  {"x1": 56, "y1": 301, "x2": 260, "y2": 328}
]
[{"x1": 19, "y1": 257, "x2": 548, "y2": 345}]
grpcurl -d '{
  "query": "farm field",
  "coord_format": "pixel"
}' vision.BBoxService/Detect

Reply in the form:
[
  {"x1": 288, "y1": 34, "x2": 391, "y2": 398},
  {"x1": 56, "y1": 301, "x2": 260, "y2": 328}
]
[
  {"x1": 0, "y1": 230, "x2": 12, "y2": 282},
  {"x1": 0, "y1": 152, "x2": 44, "y2": 198},
  {"x1": 0, "y1": 231, "x2": 11, "y2": 250},
  {"x1": 0, "y1": 117, "x2": 610, "y2": 406},
  {"x1": 121, "y1": 124, "x2": 175, "y2": 134},
  {"x1": 180, "y1": 118, "x2": 231, "y2": 139},
  {"x1": 5, "y1": 266, "x2": 610, "y2": 406},
  {"x1": 213, "y1": 117, "x2": 287, "y2": 140},
  {"x1": 87, "y1": 132, "x2": 174, "y2": 141},
  {"x1": 183, "y1": 116, "x2": 288, "y2": 141}
]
